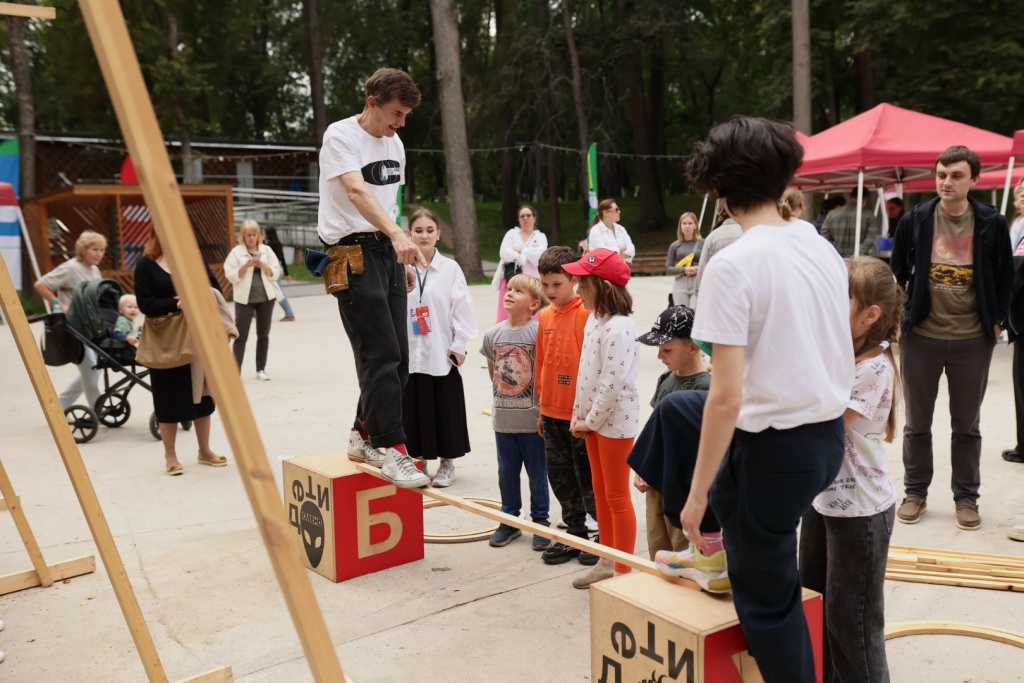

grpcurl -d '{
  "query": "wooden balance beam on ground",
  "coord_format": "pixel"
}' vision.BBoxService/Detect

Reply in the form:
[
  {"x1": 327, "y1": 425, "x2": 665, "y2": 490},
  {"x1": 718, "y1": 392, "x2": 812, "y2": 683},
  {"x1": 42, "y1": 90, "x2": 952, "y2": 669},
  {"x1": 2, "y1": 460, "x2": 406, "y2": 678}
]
[
  {"x1": 886, "y1": 544, "x2": 1024, "y2": 592},
  {"x1": 353, "y1": 461, "x2": 705, "y2": 588}
]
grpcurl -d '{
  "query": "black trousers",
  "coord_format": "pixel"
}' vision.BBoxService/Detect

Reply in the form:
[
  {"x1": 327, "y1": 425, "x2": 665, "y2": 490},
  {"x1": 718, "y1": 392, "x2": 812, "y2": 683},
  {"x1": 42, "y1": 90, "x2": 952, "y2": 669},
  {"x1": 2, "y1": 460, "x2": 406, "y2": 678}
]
[
  {"x1": 233, "y1": 299, "x2": 275, "y2": 372},
  {"x1": 1014, "y1": 340, "x2": 1024, "y2": 451},
  {"x1": 335, "y1": 238, "x2": 409, "y2": 448},
  {"x1": 711, "y1": 417, "x2": 844, "y2": 683},
  {"x1": 541, "y1": 415, "x2": 596, "y2": 536},
  {"x1": 900, "y1": 332, "x2": 994, "y2": 502}
]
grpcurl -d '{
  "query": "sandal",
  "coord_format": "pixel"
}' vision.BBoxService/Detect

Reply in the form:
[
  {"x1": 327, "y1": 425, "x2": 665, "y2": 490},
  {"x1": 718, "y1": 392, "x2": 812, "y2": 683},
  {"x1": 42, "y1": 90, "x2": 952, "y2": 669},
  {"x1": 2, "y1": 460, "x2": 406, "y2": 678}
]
[
  {"x1": 197, "y1": 452, "x2": 228, "y2": 467},
  {"x1": 166, "y1": 463, "x2": 184, "y2": 476}
]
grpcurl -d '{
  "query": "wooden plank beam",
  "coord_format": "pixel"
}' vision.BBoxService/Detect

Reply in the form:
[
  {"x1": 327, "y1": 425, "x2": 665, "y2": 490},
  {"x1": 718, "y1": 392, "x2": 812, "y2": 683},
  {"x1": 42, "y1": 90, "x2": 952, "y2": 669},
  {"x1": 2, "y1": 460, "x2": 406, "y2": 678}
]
[
  {"x1": 75, "y1": 3, "x2": 345, "y2": 681},
  {"x1": 0, "y1": 458, "x2": 53, "y2": 586},
  {"x1": 0, "y1": 2, "x2": 56, "y2": 19},
  {"x1": 0, "y1": 555, "x2": 96, "y2": 596},
  {"x1": 353, "y1": 463, "x2": 712, "y2": 591}
]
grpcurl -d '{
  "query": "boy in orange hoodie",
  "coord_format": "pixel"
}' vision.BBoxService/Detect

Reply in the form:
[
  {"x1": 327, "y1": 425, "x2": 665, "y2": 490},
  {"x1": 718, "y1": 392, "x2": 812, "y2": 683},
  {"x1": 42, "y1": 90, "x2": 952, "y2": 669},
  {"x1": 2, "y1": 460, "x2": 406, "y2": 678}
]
[{"x1": 536, "y1": 246, "x2": 599, "y2": 565}]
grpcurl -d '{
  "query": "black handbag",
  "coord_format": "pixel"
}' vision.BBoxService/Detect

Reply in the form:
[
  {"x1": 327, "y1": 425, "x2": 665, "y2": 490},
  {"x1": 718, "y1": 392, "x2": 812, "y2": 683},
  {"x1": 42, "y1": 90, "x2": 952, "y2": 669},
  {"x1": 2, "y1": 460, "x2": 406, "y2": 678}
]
[{"x1": 503, "y1": 261, "x2": 522, "y2": 282}]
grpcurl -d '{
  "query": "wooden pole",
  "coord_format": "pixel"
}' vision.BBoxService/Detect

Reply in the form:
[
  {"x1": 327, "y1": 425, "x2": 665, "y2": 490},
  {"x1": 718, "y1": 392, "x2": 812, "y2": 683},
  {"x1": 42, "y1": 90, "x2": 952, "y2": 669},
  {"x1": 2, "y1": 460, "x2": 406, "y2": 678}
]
[
  {"x1": 0, "y1": 2, "x2": 55, "y2": 19},
  {"x1": 0, "y1": 251, "x2": 167, "y2": 681},
  {"x1": 75, "y1": 3, "x2": 345, "y2": 680},
  {"x1": 0, "y1": 458, "x2": 55, "y2": 586}
]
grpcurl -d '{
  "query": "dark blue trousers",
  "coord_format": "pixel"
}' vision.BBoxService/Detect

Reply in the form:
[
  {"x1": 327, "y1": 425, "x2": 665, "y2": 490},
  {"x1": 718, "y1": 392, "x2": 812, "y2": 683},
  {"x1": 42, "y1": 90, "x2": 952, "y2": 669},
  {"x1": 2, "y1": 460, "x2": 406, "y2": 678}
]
[{"x1": 710, "y1": 417, "x2": 844, "y2": 683}]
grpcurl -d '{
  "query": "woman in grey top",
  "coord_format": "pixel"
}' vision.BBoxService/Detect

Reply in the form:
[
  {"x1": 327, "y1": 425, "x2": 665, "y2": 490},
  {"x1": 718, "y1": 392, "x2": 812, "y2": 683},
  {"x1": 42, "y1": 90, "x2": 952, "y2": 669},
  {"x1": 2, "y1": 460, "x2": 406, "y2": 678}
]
[{"x1": 665, "y1": 212, "x2": 703, "y2": 307}]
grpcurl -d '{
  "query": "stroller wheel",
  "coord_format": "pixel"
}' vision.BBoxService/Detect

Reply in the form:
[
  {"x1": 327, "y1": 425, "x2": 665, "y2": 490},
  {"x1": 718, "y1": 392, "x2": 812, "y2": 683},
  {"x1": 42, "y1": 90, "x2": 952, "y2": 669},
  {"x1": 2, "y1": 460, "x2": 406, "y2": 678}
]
[
  {"x1": 181, "y1": 420, "x2": 193, "y2": 431},
  {"x1": 65, "y1": 405, "x2": 99, "y2": 444},
  {"x1": 150, "y1": 412, "x2": 161, "y2": 440},
  {"x1": 95, "y1": 393, "x2": 131, "y2": 428}
]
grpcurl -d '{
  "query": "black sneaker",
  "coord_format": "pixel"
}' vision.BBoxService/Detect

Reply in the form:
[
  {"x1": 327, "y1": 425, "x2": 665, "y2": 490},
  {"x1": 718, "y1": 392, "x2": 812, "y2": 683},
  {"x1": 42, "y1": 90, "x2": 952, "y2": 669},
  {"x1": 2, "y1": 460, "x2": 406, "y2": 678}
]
[
  {"x1": 542, "y1": 542, "x2": 580, "y2": 565},
  {"x1": 577, "y1": 534, "x2": 600, "y2": 565}
]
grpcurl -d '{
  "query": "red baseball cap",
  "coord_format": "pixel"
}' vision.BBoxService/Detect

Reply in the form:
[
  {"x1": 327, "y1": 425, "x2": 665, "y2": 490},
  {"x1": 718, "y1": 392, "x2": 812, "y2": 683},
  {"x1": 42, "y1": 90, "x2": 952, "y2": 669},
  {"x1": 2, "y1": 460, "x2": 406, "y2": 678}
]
[{"x1": 562, "y1": 248, "x2": 631, "y2": 286}]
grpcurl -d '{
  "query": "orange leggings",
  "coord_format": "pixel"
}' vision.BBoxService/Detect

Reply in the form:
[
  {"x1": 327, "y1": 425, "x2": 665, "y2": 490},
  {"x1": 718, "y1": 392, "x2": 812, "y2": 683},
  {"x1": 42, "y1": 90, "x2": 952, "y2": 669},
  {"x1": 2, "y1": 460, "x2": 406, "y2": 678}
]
[{"x1": 586, "y1": 433, "x2": 637, "y2": 573}]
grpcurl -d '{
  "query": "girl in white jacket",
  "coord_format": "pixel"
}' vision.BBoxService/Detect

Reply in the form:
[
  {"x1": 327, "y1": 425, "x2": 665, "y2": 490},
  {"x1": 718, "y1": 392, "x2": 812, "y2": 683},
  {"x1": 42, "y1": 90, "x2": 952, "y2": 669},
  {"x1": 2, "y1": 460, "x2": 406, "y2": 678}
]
[
  {"x1": 562, "y1": 248, "x2": 640, "y2": 589},
  {"x1": 224, "y1": 220, "x2": 283, "y2": 380}
]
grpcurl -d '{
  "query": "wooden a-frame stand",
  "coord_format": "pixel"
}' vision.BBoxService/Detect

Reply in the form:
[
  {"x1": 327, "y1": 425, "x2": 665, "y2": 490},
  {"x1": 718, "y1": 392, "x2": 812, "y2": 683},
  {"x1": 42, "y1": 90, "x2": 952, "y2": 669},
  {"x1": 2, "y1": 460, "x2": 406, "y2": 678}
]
[
  {"x1": 1, "y1": 1, "x2": 346, "y2": 681},
  {"x1": 0, "y1": 458, "x2": 95, "y2": 595}
]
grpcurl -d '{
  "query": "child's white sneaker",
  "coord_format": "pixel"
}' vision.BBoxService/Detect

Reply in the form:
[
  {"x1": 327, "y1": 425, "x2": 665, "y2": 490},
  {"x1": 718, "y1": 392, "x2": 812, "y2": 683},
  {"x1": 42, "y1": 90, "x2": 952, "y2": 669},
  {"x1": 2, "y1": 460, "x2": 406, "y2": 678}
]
[
  {"x1": 381, "y1": 449, "x2": 430, "y2": 488},
  {"x1": 432, "y1": 459, "x2": 456, "y2": 487}
]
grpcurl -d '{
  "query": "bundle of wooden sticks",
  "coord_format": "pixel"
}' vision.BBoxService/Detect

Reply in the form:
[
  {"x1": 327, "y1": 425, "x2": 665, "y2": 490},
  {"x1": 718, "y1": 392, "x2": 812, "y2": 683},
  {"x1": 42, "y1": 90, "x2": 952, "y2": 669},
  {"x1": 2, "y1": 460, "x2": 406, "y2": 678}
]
[{"x1": 887, "y1": 544, "x2": 1024, "y2": 592}]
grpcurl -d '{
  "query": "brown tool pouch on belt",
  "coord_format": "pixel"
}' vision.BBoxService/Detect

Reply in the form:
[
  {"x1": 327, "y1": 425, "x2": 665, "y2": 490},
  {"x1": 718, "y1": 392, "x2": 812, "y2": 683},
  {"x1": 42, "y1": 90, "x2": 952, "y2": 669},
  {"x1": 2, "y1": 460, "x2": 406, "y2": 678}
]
[{"x1": 324, "y1": 244, "x2": 365, "y2": 294}]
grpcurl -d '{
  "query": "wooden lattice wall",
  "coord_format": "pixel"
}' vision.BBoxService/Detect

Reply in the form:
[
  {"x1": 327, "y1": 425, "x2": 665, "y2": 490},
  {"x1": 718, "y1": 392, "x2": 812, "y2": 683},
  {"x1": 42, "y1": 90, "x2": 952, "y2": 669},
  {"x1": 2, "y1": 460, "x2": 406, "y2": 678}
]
[{"x1": 24, "y1": 186, "x2": 235, "y2": 297}]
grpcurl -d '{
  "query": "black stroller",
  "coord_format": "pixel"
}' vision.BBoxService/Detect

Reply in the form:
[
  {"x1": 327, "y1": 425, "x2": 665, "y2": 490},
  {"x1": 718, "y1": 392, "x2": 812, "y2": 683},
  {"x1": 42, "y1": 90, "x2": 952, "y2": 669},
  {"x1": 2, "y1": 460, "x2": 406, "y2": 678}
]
[{"x1": 38, "y1": 278, "x2": 190, "y2": 443}]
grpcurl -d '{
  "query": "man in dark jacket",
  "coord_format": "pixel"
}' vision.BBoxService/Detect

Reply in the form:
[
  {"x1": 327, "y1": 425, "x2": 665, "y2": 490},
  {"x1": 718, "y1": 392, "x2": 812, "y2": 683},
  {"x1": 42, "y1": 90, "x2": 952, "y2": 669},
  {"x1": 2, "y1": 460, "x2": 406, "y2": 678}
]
[{"x1": 889, "y1": 145, "x2": 1013, "y2": 531}]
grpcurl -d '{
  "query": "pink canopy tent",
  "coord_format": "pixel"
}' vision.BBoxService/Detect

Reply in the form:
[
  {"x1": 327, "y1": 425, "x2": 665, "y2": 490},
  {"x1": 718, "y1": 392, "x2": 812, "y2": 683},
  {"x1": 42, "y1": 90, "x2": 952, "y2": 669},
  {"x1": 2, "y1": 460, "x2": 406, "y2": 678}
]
[
  {"x1": 793, "y1": 103, "x2": 1013, "y2": 191},
  {"x1": 792, "y1": 104, "x2": 1014, "y2": 254}
]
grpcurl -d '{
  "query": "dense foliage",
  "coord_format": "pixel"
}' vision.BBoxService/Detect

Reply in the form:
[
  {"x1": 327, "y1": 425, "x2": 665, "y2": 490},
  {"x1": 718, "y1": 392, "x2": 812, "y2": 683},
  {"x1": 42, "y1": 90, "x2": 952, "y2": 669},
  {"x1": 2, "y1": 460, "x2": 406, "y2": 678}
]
[{"x1": 1, "y1": 0, "x2": 1022, "y2": 232}]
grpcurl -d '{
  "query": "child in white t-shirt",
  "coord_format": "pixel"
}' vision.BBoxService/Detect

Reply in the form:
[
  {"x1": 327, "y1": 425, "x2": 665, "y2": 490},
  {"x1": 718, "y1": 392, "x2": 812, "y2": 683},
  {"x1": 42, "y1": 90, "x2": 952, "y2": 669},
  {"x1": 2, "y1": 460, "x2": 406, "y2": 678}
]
[{"x1": 798, "y1": 256, "x2": 904, "y2": 683}]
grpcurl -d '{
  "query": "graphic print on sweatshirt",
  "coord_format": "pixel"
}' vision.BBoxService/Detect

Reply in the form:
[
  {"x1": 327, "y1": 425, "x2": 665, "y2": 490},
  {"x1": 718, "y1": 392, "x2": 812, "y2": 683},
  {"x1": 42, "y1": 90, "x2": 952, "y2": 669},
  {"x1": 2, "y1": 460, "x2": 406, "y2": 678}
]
[{"x1": 493, "y1": 342, "x2": 536, "y2": 410}]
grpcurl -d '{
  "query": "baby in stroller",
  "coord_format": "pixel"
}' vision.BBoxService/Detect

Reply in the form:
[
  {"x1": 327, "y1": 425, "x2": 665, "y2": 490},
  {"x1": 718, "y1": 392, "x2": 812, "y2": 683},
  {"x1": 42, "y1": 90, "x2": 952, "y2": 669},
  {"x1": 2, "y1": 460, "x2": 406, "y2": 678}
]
[{"x1": 111, "y1": 294, "x2": 141, "y2": 349}]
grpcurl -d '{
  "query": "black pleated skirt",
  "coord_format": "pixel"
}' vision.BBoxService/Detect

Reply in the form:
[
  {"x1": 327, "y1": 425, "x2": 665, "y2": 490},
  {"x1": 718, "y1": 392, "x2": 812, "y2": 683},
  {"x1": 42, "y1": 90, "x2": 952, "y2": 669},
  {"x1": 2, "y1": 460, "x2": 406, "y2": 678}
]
[
  {"x1": 402, "y1": 366, "x2": 470, "y2": 460},
  {"x1": 150, "y1": 364, "x2": 216, "y2": 424}
]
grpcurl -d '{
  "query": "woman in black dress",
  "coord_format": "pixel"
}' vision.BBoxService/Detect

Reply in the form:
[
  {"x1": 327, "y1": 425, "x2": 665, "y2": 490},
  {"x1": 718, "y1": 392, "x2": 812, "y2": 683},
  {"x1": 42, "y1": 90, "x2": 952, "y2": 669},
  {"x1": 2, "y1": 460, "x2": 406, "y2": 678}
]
[{"x1": 135, "y1": 232, "x2": 227, "y2": 475}]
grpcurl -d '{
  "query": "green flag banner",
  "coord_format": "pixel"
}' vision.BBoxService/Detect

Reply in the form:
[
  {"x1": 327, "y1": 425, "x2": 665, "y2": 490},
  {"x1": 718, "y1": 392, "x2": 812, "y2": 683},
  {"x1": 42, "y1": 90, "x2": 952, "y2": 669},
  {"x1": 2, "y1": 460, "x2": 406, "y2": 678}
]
[{"x1": 587, "y1": 143, "x2": 598, "y2": 226}]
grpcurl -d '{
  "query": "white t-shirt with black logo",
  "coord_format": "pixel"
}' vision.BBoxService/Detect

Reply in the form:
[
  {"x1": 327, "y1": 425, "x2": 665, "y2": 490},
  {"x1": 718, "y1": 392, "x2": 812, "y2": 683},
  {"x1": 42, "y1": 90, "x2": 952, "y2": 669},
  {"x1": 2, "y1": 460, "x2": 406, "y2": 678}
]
[{"x1": 317, "y1": 116, "x2": 405, "y2": 243}]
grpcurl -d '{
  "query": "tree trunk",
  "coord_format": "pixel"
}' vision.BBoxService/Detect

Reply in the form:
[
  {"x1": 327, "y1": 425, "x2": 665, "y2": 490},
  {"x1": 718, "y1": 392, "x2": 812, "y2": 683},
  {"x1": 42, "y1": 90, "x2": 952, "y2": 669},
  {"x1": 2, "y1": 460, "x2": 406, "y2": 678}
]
[
  {"x1": 544, "y1": 114, "x2": 561, "y2": 245},
  {"x1": 165, "y1": 7, "x2": 194, "y2": 184},
  {"x1": 821, "y1": 44, "x2": 838, "y2": 127},
  {"x1": 496, "y1": 0, "x2": 517, "y2": 232},
  {"x1": 856, "y1": 49, "x2": 877, "y2": 112},
  {"x1": 648, "y1": 35, "x2": 667, "y2": 192},
  {"x1": 429, "y1": 0, "x2": 483, "y2": 279},
  {"x1": 561, "y1": 0, "x2": 589, "y2": 218},
  {"x1": 617, "y1": 0, "x2": 664, "y2": 231},
  {"x1": 303, "y1": 0, "x2": 327, "y2": 147},
  {"x1": 791, "y1": 0, "x2": 812, "y2": 134},
  {"x1": 7, "y1": 9, "x2": 35, "y2": 199}
]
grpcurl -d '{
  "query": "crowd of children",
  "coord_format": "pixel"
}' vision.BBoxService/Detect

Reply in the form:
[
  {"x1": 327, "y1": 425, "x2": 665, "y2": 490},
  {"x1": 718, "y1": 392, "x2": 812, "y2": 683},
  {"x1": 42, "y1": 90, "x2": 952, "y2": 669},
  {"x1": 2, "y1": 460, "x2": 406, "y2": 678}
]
[{"x1": 328, "y1": 116, "x2": 913, "y2": 683}]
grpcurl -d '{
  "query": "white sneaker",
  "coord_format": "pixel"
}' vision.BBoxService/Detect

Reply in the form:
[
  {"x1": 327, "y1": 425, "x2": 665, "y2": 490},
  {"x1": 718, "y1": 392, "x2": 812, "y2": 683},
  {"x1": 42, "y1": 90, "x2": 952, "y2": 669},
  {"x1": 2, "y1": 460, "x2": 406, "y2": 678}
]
[
  {"x1": 381, "y1": 449, "x2": 430, "y2": 488},
  {"x1": 346, "y1": 437, "x2": 386, "y2": 468},
  {"x1": 347, "y1": 430, "x2": 364, "y2": 458},
  {"x1": 256, "y1": 370, "x2": 271, "y2": 381},
  {"x1": 557, "y1": 514, "x2": 599, "y2": 533},
  {"x1": 1010, "y1": 524, "x2": 1024, "y2": 542},
  {"x1": 432, "y1": 459, "x2": 456, "y2": 487}
]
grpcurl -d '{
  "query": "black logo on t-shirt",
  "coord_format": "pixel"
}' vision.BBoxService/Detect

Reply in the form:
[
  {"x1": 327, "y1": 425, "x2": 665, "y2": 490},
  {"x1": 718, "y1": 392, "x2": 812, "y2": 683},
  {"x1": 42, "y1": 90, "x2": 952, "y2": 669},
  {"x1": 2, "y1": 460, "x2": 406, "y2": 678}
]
[{"x1": 362, "y1": 160, "x2": 401, "y2": 186}]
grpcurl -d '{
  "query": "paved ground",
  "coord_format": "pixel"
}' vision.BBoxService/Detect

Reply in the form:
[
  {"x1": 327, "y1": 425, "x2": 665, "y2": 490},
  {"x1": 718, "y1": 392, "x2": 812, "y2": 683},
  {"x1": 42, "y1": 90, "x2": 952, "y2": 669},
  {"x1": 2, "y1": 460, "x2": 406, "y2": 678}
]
[{"x1": 1, "y1": 273, "x2": 1023, "y2": 682}]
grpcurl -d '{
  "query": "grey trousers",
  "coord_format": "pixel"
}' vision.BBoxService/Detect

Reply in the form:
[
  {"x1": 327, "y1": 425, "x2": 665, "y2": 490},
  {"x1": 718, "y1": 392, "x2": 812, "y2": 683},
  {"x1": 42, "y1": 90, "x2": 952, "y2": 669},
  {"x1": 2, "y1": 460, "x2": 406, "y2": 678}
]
[
  {"x1": 900, "y1": 331, "x2": 995, "y2": 502},
  {"x1": 800, "y1": 507, "x2": 894, "y2": 683}
]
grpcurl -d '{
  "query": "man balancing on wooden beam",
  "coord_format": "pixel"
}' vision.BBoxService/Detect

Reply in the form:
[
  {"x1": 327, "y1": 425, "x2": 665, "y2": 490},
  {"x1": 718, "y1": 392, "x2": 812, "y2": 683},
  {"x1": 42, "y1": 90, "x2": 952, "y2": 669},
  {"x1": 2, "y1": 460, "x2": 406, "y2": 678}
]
[{"x1": 314, "y1": 67, "x2": 430, "y2": 488}]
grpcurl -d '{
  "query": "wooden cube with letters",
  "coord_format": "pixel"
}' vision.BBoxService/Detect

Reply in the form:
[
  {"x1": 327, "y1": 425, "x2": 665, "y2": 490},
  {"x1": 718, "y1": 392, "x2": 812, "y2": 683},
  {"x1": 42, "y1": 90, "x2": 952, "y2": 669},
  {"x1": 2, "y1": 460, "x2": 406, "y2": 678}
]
[
  {"x1": 591, "y1": 572, "x2": 823, "y2": 683},
  {"x1": 283, "y1": 451, "x2": 424, "y2": 582}
]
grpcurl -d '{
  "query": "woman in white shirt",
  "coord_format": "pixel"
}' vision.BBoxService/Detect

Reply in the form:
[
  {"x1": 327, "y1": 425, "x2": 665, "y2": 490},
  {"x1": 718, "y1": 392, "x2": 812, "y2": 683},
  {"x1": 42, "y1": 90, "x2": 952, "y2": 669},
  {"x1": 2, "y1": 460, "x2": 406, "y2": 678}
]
[
  {"x1": 401, "y1": 208, "x2": 477, "y2": 487},
  {"x1": 496, "y1": 204, "x2": 547, "y2": 322},
  {"x1": 223, "y1": 220, "x2": 283, "y2": 381},
  {"x1": 587, "y1": 199, "x2": 636, "y2": 264}
]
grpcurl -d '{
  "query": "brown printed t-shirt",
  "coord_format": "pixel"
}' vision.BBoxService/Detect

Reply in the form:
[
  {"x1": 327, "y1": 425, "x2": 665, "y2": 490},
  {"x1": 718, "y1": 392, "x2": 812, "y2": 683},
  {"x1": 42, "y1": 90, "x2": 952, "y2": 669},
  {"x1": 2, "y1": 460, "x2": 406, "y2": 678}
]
[{"x1": 912, "y1": 204, "x2": 985, "y2": 340}]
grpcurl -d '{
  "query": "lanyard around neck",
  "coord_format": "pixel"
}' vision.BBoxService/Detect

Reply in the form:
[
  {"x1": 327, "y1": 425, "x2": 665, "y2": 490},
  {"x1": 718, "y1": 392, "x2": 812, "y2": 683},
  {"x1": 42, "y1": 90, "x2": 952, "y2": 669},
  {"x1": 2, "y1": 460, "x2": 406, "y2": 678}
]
[{"x1": 416, "y1": 251, "x2": 436, "y2": 303}]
